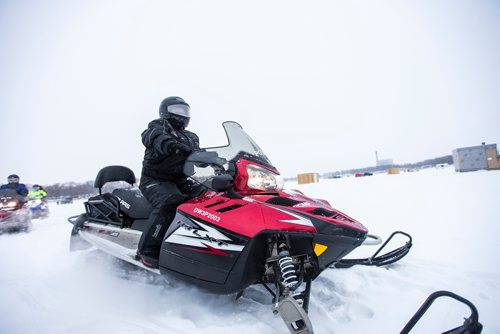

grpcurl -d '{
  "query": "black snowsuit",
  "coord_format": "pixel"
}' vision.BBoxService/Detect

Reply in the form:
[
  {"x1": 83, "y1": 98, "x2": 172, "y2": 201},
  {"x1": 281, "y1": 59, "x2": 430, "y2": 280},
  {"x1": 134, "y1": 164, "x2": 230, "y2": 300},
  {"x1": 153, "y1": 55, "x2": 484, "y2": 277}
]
[{"x1": 138, "y1": 118, "x2": 200, "y2": 256}]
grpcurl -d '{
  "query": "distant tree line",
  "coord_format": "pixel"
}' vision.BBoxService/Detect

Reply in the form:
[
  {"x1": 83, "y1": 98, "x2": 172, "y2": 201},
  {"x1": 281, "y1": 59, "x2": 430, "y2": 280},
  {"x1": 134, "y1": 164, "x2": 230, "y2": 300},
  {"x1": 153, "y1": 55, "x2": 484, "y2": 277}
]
[
  {"x1": 43, "y1": 180, "x2": 136, "y2": 199},
  {"x1": 44, "y1": 181, "x2": 97, "y2": 199},
  {"x1": 398, "y1": 155, "x2": 453, "y2": 168},
  {"x1": 397, "y1": 155, "x2": 453, "y2": 169}
]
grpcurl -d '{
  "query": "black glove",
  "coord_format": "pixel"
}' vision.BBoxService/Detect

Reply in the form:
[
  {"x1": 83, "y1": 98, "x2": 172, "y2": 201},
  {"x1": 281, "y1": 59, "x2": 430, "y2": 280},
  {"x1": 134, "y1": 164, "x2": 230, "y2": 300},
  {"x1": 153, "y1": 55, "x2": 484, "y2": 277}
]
[{"x1": 170, "y1": 142, "x2": 192, "y2": 155}]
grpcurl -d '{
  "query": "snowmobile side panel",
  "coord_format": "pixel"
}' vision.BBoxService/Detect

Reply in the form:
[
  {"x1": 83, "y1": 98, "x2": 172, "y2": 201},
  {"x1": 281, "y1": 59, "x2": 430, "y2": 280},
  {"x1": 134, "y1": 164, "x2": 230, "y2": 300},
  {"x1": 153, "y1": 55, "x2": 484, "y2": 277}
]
[
  {"x1": 160, "y1": 212, "x2": 255, "y2": 291},
  {"x1": 160, "y1": 232, "x2": 268, "y2": 294}
]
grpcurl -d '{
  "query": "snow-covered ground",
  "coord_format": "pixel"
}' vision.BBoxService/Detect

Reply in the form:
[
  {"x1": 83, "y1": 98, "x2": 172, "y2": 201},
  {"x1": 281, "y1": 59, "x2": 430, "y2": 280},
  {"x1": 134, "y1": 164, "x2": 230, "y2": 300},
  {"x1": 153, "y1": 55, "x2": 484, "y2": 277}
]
[{"x1": 1, "y1": 166, "x2": 498, "y2": 334}]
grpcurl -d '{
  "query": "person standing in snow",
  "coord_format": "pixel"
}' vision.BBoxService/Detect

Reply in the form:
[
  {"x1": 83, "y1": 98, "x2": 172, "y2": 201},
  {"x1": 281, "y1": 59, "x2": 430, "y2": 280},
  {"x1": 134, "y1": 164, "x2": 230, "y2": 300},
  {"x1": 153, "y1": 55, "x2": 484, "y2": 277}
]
[{"x1": 136, "y1": 96, "x2": 202, "y2": 268}]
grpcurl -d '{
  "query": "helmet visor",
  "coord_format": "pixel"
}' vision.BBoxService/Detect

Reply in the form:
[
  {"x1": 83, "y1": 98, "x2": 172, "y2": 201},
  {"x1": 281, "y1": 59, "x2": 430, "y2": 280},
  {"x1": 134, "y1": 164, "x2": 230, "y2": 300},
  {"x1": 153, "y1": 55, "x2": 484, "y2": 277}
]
[{"x1": 167, "y1": 104, "x2": 190, "y2": 118}]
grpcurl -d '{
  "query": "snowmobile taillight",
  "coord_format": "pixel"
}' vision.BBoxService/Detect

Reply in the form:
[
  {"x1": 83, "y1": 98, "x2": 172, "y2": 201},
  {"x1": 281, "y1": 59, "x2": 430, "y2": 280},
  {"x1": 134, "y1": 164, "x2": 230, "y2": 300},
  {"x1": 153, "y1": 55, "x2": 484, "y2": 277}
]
[{"x1": 246, "y1": 164, "x2": 284, "y2": 191}]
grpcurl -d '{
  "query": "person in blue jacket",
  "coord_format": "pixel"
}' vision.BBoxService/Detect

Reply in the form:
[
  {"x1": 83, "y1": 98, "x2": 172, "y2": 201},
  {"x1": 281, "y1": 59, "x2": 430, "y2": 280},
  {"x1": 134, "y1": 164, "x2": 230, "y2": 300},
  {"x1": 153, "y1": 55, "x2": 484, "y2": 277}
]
[{"x1": 0, "y1": 174, "x2": 29, "y2": 197}]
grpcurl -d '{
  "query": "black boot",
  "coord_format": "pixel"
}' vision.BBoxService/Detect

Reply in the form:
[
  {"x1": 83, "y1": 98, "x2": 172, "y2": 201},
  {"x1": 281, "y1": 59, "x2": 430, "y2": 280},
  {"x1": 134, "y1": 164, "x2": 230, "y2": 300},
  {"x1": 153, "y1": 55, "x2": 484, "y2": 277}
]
[{"x1": 137, "y1": 248, "x2": 160, "y2": 268}]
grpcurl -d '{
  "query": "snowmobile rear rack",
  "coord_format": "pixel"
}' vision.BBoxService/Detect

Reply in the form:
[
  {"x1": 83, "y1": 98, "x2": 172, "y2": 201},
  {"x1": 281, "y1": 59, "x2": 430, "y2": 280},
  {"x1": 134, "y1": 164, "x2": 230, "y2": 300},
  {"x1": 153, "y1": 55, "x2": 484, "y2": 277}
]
[
  {"x1": 331, "y1": 231, "x2": 412, "y2": 269},
  {"x1": 83, "y1": 194, "x2": 131, "y2": 228},
  {"x1": 400, "y1": 290, "x2": 483, "y2": 334}
]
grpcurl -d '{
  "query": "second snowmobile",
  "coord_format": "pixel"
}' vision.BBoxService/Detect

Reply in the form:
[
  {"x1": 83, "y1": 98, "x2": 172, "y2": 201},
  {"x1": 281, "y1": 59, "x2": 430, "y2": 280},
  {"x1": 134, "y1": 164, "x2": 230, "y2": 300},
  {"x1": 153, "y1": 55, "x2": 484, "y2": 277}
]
[
  {"x1": 0, "y1": 189, "x2": 32, "y2": 234},
  {"x1": 28, "y1": 198, "x2": 50, "y2": 219}
]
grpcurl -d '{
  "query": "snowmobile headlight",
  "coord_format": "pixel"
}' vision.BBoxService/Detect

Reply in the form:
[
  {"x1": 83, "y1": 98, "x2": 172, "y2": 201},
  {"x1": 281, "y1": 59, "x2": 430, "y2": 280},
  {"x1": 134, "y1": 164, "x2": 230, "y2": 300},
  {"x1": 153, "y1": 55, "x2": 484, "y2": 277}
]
[
  {"x1": 246, "y1": 164, "x2": 284, "y2": 191},
  {"x1": 0, "y1": 201, "x2": 17, "y2": 210}
]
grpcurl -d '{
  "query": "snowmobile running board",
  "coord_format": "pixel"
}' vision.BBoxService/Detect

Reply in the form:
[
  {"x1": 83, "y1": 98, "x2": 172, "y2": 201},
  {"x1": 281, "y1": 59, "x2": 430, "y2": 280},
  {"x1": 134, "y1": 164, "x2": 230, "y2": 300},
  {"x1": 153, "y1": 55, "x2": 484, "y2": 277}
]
[
  {"x1": 400, "y1": 290, "x2": 483, "y2": 334},
  {"x1": 67, "y1": 215, "x2": 160, "y2": 275},
  {"x1": 273, "y1": 296, "x2": 314, "y2": 334},
  {"x1": 331, "y1": 231, "x2": 413, "y2": 269}
]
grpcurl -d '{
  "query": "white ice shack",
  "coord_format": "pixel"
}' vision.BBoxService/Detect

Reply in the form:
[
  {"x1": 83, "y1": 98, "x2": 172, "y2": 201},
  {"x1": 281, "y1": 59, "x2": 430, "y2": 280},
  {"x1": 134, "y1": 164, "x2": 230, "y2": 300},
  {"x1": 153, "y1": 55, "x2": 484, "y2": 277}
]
[{"x1": 452, "y1": 143, "x2": 500, "y2": 172}]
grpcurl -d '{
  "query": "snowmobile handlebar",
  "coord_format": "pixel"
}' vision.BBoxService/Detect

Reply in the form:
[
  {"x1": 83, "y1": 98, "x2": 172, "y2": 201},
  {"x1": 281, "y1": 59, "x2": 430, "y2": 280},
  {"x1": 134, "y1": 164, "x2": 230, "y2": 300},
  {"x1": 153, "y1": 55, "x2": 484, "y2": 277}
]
[
  {"x1": 183, "y1": 150, "x2": 228, "y2": 177},
  {"x1": 183, "y1": 150, "x2": 234, "y2": 193}
]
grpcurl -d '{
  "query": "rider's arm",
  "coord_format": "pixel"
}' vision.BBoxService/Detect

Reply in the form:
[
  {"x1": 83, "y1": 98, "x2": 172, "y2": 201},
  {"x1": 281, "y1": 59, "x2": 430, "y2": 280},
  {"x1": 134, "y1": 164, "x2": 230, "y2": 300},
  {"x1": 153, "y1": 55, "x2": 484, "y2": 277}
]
[
  {"x1": 19, "y1": 184, "x2": 28, "y2": 197},
  {"x1": 187, "y1": 132, "x2": 200, "y2": 148},
  {"x1": 142, "y1": 123, "x2": 182, "y2": 156}
]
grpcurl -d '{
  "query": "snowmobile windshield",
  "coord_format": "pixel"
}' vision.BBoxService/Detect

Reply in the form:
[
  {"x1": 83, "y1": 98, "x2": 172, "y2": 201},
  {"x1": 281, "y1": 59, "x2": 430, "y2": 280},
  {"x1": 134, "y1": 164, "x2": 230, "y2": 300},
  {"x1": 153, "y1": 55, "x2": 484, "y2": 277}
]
[
  {"x1": 204, "y1": 121, "x2": 274, "y2": 168},
  {"x1": 184, "y1": 122, "x2": 281, "y2": 191}
]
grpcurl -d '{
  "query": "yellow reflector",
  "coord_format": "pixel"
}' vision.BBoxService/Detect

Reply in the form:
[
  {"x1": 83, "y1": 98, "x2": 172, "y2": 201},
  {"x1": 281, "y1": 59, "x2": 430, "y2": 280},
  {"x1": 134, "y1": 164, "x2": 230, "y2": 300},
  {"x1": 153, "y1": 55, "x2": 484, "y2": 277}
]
[{"x1": 314, "y1": 243, "x2": 328, "y2": 256}]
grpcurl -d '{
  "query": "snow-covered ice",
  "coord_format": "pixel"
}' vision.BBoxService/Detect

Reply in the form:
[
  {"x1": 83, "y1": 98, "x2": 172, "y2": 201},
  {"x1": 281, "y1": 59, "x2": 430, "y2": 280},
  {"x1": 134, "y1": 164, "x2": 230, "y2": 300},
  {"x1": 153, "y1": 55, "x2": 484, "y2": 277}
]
[{"x1": 1, "y1": 166, "x2": 498, "y2": 334}]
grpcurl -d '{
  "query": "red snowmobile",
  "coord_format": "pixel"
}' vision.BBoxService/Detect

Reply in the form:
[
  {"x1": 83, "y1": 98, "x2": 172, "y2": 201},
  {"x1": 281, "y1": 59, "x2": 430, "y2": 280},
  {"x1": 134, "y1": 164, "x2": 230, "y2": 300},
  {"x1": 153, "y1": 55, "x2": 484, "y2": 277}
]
[
  {"x1": 0, "y1": 189, "x2": 32, "y2": 234},
  {"x1": 69, "y1": 121, "x2": 414, "y2": 333}
]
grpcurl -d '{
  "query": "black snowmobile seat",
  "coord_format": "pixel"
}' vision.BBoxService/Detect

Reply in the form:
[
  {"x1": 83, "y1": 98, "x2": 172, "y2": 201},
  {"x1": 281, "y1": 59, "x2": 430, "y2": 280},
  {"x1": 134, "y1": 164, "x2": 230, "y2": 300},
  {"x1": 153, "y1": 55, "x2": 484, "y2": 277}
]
[
  {"x1": 94, "y1": 165, "x2": 136, "y2": 191},
  {"x1": 85, "y1": 165, "x2": 139, "y2": 226},
  {"x1": 111, "y1": 188, "x2": 153, "y2": 219}
]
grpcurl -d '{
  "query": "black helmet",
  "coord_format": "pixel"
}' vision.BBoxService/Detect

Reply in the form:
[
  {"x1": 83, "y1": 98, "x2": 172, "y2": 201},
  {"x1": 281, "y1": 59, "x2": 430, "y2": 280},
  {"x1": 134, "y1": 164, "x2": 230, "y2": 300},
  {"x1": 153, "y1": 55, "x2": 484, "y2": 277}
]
[
  {"x1": 7, "y1": 174, "x2": 20, "y2": 184},
  {"x1": 159, "y1": 96, "x2": 191, "y2": 130}
]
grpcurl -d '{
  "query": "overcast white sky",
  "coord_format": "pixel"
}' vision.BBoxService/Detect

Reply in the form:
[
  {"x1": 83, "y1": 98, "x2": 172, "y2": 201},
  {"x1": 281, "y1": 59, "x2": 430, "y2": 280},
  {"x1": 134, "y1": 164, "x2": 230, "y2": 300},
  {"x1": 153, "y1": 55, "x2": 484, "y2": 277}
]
[{"x1": 1, "y1": 0, "x2": 499, "y2": 185}]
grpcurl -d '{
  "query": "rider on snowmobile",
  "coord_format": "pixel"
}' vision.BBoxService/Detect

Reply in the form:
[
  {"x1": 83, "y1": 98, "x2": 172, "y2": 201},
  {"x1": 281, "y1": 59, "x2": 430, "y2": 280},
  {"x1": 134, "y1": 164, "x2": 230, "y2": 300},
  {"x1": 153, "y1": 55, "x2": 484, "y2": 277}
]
[
  {"x1": 137, "y1": 96, "x2": 202, "y2": 268},
  {"x1": 28, "y1": 184, "x2": 48, "y2": 200},
  {"x1": 0, "y1": 174, "x2": 29, "y2": 198}
]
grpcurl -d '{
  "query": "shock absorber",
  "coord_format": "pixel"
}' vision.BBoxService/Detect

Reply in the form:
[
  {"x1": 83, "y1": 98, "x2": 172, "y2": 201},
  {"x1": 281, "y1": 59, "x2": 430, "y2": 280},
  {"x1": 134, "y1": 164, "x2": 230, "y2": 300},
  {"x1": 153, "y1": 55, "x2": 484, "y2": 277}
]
[{"x1": 278, "y1": 242, "x2": 299, "y2": 290}]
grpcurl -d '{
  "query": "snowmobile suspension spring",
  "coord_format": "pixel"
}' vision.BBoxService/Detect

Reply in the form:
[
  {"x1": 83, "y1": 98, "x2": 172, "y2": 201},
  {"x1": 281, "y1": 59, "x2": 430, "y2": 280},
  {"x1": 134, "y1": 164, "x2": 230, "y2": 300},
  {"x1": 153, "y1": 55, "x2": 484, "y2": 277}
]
[{"x1": 278, "y1": 252, "x2": 299, "y2": 290}]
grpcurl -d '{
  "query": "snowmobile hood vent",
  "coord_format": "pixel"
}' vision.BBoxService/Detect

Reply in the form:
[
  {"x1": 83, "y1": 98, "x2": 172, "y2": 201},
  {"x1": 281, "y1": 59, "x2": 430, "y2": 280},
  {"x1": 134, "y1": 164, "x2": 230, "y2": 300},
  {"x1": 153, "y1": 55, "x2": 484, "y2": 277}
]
[
  {"x1": 205, "y1": 200, "x2": 227, "y2": 208},
  {"x1": 265, "y1": 197, "x2": 303, "y2": 207},
  {"x1": 216, "y1": 204, "x2": 243, "y2": 213},
  {"x1": 312, "y1": 208, "x2": 335, "y2": 217},
  {"x1": 323, "y1": 225, "x2": 367, "y2": 239}
]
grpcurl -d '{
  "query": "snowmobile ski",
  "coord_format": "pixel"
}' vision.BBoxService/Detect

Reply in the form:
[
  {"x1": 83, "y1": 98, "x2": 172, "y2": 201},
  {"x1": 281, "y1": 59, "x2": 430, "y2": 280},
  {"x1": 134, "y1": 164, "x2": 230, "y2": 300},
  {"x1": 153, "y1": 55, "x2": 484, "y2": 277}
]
[
  {"x1": 400, "y1": 290, "x2": 483, "y2": 334},
  {"x1": 273, "y1": 296, "x2": 314, "y2": 334}
]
